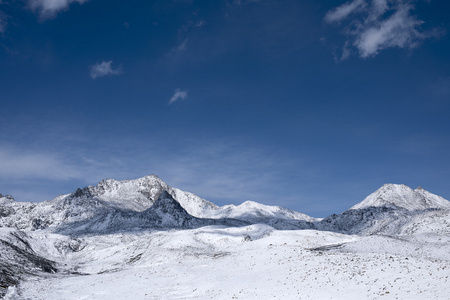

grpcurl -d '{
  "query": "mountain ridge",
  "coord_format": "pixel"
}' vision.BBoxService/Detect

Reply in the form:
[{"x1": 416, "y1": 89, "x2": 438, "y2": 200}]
[{"x1": 1, "y1": 177, "x2": 449, "y2": 236}]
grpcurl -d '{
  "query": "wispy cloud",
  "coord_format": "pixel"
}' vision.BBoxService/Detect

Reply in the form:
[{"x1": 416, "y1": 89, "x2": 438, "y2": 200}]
[
  {"x1": 195, "y1": 20, "x2": 206, "y2": 28},
  {"x1": 0, "y1": 145, "x2": 138, "y2": 201},
  {"x1": 169, "y1": 89, "x2": 188, "y2": 104},
  {"x1": 149, "y1": 139, "x2": 307, "y2": 206},
  {"x1": 325, "y1": 0, "x2": 441, "y2": 59},
  {"x1": 0, "y1": 11, "x2": 7, "y2": 35},
  {"x1": 324, "y1": 0, "x2": 366, "y2": 23},
  {"x1": 171, "y1": 38, "x2": 189, "y2": 55},
  {"x1": 164, "y1": 16, "x2": 206, "y2": 64},
  {"x1": 89, "y1": 60, "x2": 122, "y2": 79},
  {"x1": 28, "y1": 0, "x2": 89, "y2": 20},
  {"x1": 0, "y1": 148, "x2": 82, "y2": 181},
  {"x1": 227, "y1": 0, "x2": 261, "y2": 8}
]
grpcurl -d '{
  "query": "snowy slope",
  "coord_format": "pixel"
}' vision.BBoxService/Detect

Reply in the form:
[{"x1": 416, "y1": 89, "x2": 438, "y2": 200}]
[{"x1": 9, "y1": 225, "x2": 450, "y2": 300}]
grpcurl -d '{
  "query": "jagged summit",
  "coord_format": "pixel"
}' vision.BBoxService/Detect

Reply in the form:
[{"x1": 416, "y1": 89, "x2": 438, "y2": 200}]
[
  {"x1": 61, "y1": 174, "x2": 218, "y2": 218},
  {"x1": 142, "y1": 190, "x2": 196, "y2": 228},
  {"x1": 350, "y1": 183, "x2": 450, "y2": 211},
  {"x1": 66, "y1": 174, "x2": 170, "y2": 212}
]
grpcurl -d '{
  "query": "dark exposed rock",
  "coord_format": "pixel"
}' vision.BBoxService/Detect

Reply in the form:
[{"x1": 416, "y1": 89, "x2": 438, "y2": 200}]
[
  {"x1": 72, "y1": 187, "x2": 93, "y2": 199},
  {"x1": 0, "y1": 232, "x2": 58, "y2": 297},
  {"x1": 32, "y1": 218, "x2": 51, "y2": 230}
]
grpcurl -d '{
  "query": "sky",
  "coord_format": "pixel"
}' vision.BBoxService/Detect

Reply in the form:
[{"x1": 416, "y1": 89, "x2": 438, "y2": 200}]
[{"x1": 0, "y1": 0, "x2": 449, "y2": 217}]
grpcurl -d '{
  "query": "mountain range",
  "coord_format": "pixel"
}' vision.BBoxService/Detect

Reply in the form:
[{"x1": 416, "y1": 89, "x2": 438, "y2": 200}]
[{"x1": 1, "y1": 174, "x2": 449, "y2": 299}]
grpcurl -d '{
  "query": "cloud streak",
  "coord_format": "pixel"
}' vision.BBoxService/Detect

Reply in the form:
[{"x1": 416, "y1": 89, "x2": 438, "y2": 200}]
[
  {"x1": 148, "y1": 139, "x2": 307, "y2": 207},
  {"x1": 0, "y1": 11, "x2": 7, "y2": 34},
  {"x1": 324, "y1": 0, "x2": 366, "y2": 23},
  {"x1": 325, "y1": 0, "x2": 440, "y2": 59},
  {"x1": 89, "y1": 61, "x2": 122, "y2": 79},
  {"x1": 169, "y1": 89, "x2": 188, "y2": 104},
  {"x1": 0, "y1": 148, "x2": 82, "y2": 181},
  {"x1": 28, "y1": 0, "x2": 89, "y2": 20}
]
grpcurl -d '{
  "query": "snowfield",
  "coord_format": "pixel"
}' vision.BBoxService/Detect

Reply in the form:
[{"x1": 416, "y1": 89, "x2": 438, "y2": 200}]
[
  {"x1": 1, "y1": 176, "x2": 450, "y2": 299},
  {"x1": 11, "y1": 227, "x2": 450, "y2": 300}
]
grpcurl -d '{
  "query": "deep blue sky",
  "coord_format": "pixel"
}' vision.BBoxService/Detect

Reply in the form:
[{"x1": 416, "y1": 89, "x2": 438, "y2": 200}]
[{"x1": 1, "y1": 0, "x2": 449, "y2": 217}]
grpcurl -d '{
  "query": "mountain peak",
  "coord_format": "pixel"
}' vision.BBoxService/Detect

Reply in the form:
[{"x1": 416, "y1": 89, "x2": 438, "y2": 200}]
[
  {"x1": 351, "y1": 183, "x2": 450, "y2": 211},
  {"x1": 143, "y1": 190, "x2": 196, "y2": 227}
]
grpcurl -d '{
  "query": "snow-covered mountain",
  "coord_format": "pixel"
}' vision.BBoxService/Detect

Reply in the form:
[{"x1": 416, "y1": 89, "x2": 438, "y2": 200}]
[
  {"x1": 0, "y1": 174, "x2": 316, "y2": 234},
  {"x1": 209, "y1": 200, "x2": 316, "y2": 222},
  {"x1": 1, "y1": 177, "x2": 450, "y2": 299},
  {"x1": 58, "y1": 174, "x2": 220, "y2": 215},
  {"x1": 351, "y1": 183, "x2": 450, "y2": 211},
  {"x1": 318, "y1": 183, "x2": 450, "y2": 235},
  {"x1": 1, "y1": 179, "x2": 449, "y2": 236}
]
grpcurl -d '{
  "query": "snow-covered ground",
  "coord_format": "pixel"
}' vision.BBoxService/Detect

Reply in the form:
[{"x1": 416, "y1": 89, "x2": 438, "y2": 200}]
[{"x1": 7, "y1": 225, "x2": 450, "y2": 300}]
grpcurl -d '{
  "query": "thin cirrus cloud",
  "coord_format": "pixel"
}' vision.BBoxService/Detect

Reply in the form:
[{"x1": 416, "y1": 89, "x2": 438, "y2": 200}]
[
  {"x1": 169, "y1": 89, "x2": 188, "y2": 104},
  {"x1": 324, "y1": 0, "x2": 366, "y2": 23},
  {"x1": 0, "y1": 148, "x2": 82, "y2": 181},
  {"x1": 28, "y1": 0, "x2": 89, "y2": 20},
  {"x1": 150, "y1": 139, "x2": 305, "y2": 207},
  {"x1": 0, "y1": 145, "x2": 135, "y2": 185},
  {"x1": 89, "y1": 61, "x2": 122, "y2": 79},
  {"x1": 0, "y1": 11, "x2": 7, "y2": 34},
  {"x1": 325, "y1": 0, "x2": 440, "y2": 59}
]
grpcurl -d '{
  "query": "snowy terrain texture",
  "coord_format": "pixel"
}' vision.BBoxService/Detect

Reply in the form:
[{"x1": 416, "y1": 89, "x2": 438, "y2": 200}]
[{"x1": 0, "y1": 175, "x2": 449, "y2": 299}]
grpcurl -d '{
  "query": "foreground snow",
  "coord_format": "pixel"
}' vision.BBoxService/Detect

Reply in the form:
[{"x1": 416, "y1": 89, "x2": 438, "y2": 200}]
[{"x1": 13, "y1": 225, "x2": 450, "y2": 299}]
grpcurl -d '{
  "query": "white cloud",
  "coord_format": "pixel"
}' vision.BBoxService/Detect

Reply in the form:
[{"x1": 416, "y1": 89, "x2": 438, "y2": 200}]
[
  {"x1": 169, "y1": 89, "x2": 188, "y2": 104},
  {"x1": 356, "y1": 3, "x2": 424, "y2": 57},
  {"x1": 89, "y1": 61, "x2": 122, "y2": 79},
  {"x1": 324, "y1": 0, "x2": 366, "y2": 23},
  {"x1": 325, "y1": 0, "x2": 439, "y2": 59},
  {"x1": 28, "y1": 0, "x2": 89, "y2": 20}
]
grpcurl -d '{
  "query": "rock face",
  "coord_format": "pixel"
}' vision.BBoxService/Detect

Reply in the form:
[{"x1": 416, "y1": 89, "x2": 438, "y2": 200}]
[
  {"x1": 143, "y1": 191, "x2": 197, "y2": 228},
  {"x1": 0, "y1": 229, "x2": 57, "y2": 298}
]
